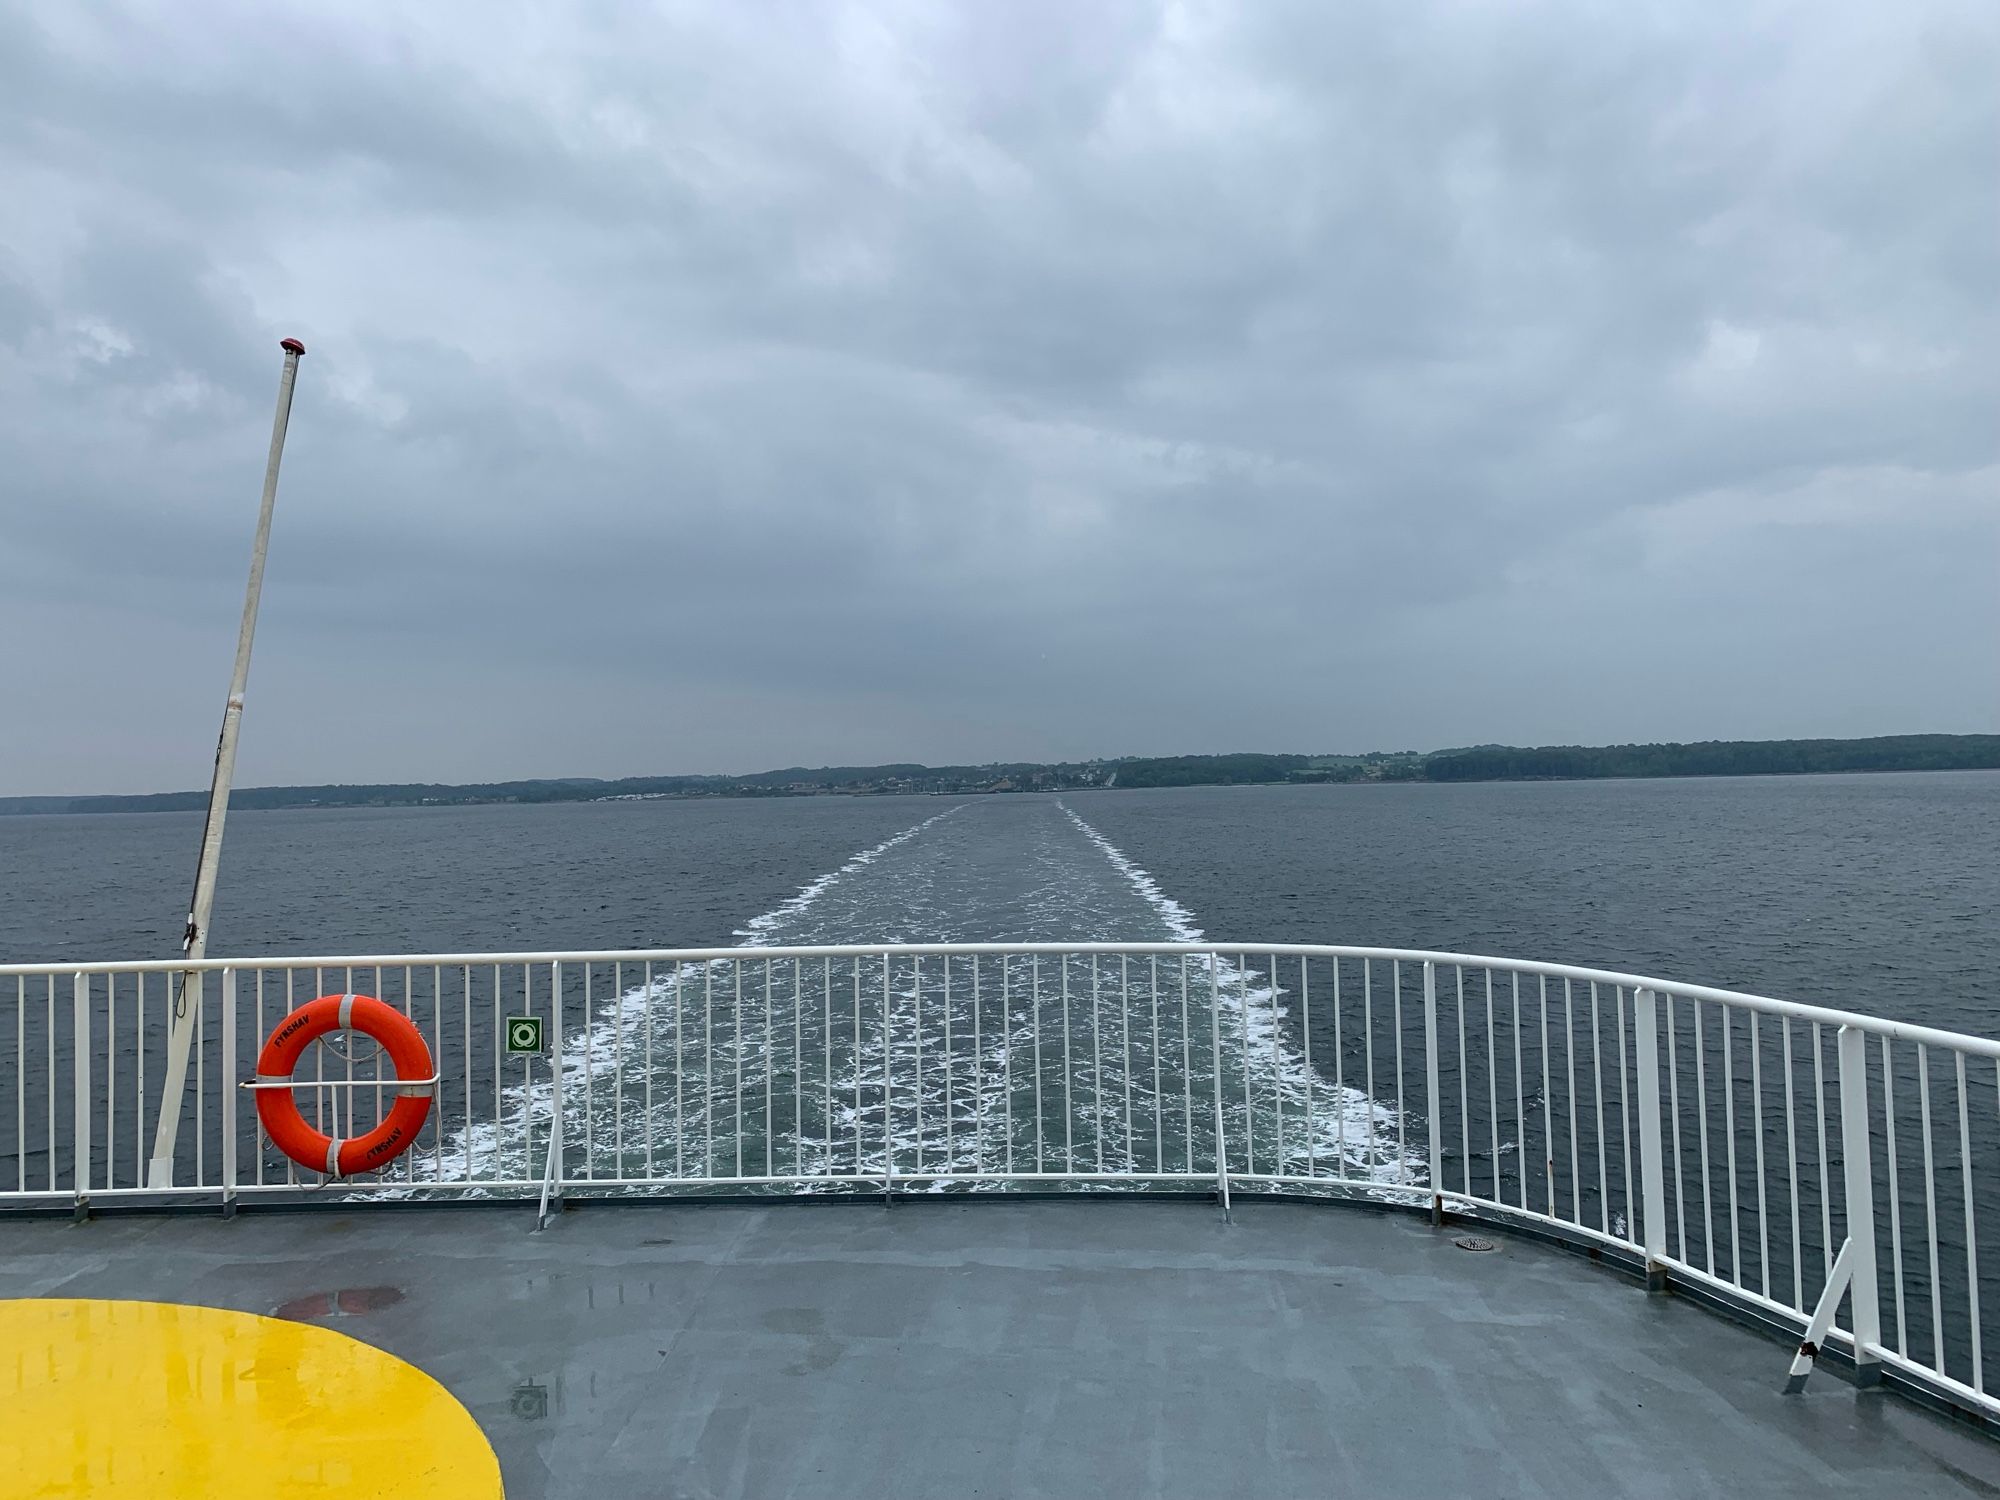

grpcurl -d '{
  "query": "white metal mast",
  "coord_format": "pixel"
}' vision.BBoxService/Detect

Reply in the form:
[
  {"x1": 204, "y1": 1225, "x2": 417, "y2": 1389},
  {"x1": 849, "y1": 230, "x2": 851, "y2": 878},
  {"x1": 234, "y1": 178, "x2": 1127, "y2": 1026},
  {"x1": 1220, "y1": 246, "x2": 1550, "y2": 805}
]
[{"x1": 146, "y1": 337, "x2": 306, "y2": 1188}]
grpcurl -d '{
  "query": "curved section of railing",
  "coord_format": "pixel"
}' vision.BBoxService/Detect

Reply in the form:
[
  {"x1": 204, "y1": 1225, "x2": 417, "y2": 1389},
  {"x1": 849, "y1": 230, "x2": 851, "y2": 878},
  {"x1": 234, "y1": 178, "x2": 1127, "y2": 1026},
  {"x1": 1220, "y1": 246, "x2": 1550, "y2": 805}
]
[{"x1": 2, "y1": 942, "x2": 1996, "y2": 1421}]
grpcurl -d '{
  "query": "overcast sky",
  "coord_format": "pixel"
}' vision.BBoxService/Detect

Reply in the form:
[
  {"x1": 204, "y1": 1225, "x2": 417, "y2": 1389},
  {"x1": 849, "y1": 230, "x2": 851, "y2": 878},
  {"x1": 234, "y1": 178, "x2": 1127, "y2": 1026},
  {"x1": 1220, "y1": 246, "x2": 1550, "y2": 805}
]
[{"x1": 2, "y1": 1, "x2": 1994, "y2": 794}]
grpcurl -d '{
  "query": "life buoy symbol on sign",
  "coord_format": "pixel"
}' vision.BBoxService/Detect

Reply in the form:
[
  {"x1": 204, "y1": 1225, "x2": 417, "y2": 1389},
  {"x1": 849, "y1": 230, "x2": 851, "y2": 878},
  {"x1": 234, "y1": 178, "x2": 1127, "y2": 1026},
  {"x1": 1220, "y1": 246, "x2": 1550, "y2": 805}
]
[{"x1": 254, "y1": 994, "x2": 435, "y2": 1178}]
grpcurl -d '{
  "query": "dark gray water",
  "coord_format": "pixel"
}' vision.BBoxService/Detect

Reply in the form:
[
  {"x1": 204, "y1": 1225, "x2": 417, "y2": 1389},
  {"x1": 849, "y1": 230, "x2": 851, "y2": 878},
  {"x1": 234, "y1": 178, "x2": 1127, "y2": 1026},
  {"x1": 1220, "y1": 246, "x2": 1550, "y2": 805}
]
[
  {"x1": 5, "y1": 772, "x2": 1991, "y2": 1037},
  {"x1": 5, "y1": 772, "x2": 1998, "y2": 1388}
]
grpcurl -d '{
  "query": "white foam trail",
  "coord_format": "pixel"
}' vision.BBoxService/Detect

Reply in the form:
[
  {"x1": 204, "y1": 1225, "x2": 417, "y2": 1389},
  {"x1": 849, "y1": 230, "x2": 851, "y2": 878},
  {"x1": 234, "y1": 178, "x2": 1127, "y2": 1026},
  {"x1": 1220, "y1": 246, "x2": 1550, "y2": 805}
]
[
  {"x1": 736, "y1": 804, "x2": 967, "y2": 946},
  {"x1": 422, "y1": 805, "x2": 970, "y2": 1187},
  {"x1": 1056, "y1": 799, "x2": 1423, "y2": 1186},
  {"x1": 419, "y1": 797, "x2": 1426, "y2": 1195},
  {"x1": 1055, "y1": 802, "x2": 1204, "y2": 941}
]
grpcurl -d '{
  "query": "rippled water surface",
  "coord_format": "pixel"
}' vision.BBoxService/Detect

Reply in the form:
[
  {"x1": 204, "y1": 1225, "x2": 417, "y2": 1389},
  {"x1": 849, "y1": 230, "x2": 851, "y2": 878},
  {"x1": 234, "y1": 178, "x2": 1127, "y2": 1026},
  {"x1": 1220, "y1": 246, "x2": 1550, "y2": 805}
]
[
  {"x1": 5, "y1": 770, "x2": 1996, "y2": 1386},
  {"x1": 3, "y1": 771, "x2": 1994, "y2": 1033}
]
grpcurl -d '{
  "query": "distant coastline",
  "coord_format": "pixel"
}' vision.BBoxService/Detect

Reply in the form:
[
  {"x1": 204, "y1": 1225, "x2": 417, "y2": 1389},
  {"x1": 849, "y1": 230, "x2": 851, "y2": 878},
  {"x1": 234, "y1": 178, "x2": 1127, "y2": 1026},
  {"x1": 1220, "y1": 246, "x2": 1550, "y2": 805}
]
[{"x1": 3, "y1": 734, "x2": 1995, "y2": 815}]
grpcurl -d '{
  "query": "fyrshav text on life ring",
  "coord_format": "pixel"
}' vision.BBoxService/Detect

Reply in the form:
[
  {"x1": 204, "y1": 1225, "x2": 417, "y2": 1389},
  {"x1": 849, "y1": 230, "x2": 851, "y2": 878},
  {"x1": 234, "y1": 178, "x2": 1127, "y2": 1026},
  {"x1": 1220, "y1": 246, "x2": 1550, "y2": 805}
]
[{"x1": 255, "y1": 993, "x2": 435, "y2": 1178}]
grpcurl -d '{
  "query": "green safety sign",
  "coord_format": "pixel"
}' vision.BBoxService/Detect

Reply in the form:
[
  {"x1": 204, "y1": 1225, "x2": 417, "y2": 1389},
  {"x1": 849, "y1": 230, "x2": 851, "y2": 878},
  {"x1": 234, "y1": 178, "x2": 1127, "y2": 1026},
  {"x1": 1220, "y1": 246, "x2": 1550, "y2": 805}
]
[{"x1": 505, "y1": 1016, "x2": 545, "y2": 1054}]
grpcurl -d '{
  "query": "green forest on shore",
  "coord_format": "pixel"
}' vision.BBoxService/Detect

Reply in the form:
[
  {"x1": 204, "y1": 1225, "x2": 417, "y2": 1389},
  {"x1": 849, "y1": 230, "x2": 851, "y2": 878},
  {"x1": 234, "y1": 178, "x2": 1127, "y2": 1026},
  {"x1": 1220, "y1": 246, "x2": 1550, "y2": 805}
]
[{"x1": 3, "y1": 734, "x2": 1995, "y2": 815}]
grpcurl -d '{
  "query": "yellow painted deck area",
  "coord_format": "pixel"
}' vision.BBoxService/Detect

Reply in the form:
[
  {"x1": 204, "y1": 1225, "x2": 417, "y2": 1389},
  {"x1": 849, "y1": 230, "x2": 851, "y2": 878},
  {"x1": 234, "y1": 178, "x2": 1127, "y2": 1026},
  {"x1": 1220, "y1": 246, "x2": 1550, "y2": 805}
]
[{"x1": 1, "y1": 1298, "x2": 501, "y2": 1498}]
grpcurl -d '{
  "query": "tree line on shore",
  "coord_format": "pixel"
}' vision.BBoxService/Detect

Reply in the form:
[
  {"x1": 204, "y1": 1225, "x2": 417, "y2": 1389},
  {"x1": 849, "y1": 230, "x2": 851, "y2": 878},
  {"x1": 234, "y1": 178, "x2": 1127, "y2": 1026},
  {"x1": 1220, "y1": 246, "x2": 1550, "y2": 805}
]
[{"x1": 4, "y1": 734, "x2": 1994, "y2": 816}]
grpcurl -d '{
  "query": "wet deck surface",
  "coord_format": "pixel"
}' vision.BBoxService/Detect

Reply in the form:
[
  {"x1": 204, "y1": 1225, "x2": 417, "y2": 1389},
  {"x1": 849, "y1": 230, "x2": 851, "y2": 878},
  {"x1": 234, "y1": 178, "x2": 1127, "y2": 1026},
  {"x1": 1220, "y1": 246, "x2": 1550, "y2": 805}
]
[{"x1": 3, "y1": 1198, "x2": 1994, "y2": 1498}]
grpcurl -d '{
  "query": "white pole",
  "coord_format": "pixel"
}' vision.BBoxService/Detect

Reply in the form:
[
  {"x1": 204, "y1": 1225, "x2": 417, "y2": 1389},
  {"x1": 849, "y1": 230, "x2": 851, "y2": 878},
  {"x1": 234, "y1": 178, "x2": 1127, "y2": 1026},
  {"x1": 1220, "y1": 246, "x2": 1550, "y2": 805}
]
[{"x1": 146, "y1": 337, "x2": 305, "y2": 1189}]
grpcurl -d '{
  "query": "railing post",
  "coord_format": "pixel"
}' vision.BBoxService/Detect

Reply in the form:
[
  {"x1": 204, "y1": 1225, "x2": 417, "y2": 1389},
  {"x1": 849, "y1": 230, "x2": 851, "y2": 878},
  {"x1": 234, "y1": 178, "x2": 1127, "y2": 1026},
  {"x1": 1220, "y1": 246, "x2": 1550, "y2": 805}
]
[
  {"x1": 1210, "y1": 953, "x2": 1230, "y2": 1221},
  {"x1": 220, "y1": 968, "x2": 237, "y2": 1218},
  {"x1": 1836, "y1": 1025, "x2": 1883, "y2": 1386},
  {"x1": 1422, "y1": 962, "x2": 1442, "y2": 1226},
  {"x1": 72, "y1": 973, "x2": 91, "y2": 1219},
  {"x1": 1634, "y1": 988, "x2": 1668, "y2": 1290},
  {"x1": 884, "y1": 952, "x2": 897, "y2": 1206},
  {"x1": 548, "y1": 961, "x2": 565, "y2": 1212}
]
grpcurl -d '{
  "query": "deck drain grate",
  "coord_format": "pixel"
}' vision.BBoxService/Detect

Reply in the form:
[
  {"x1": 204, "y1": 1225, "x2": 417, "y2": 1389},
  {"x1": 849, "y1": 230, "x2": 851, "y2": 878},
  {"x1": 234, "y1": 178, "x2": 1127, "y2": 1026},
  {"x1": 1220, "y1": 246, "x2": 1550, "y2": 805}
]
[{"x1": 1453, "y1": 1235, "x2": 1498, "y2": 1253}]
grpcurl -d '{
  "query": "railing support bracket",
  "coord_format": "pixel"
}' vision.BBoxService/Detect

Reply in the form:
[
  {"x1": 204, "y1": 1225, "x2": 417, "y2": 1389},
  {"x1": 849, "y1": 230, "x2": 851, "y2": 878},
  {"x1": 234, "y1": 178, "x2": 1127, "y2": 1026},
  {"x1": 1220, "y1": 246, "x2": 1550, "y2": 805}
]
[{"x1": 1786, "y1": 1237, "x2": 1855, "y2": 1394}]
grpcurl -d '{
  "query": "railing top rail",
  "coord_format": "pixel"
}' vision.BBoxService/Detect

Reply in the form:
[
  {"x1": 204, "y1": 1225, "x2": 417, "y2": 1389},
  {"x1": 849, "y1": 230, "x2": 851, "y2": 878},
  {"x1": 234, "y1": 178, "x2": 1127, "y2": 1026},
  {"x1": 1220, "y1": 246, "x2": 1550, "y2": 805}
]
[{"x1": 2, "y1": 940, "x2": 1994, "y2": 1058}]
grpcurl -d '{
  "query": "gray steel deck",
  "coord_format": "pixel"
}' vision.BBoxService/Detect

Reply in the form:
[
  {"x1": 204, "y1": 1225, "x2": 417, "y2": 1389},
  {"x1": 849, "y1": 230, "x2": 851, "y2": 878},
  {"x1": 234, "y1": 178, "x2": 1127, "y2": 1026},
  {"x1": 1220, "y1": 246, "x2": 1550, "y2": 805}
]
[{"x1": 4, "y1": 1198, "x2": 1993, "y2": 1498}]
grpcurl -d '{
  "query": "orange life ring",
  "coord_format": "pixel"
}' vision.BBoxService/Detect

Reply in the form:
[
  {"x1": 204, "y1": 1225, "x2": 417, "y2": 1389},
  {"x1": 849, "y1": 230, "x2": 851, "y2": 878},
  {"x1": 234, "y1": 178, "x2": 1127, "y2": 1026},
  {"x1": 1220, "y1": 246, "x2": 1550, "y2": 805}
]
[{"x1": 255, "y1": 994, "x2": 435, "y2": 1178}]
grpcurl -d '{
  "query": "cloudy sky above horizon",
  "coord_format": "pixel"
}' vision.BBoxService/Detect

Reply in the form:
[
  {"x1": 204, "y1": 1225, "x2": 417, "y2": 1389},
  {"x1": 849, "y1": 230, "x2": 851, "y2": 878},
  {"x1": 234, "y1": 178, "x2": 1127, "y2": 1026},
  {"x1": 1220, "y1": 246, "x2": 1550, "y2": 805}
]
[{"x1": 2, "y1": 0, "x2": 1994, "y2": 795}]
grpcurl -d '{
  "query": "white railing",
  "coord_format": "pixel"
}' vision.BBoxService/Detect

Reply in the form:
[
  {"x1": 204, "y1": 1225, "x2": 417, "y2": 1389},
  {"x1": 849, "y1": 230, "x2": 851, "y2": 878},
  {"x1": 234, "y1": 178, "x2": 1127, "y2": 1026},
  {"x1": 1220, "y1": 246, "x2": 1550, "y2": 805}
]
[{"x1": 2, "y1": 942, "x2": 1996, "y2": 1421}]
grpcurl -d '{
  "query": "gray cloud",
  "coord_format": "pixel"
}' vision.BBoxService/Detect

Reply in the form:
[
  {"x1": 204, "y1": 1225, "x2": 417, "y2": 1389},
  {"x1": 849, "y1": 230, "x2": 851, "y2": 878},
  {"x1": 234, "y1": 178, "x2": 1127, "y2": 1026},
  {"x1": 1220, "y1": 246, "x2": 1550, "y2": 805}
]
[{"x1": 1, "y1": 0, "x2": 1994, "y2": 793}]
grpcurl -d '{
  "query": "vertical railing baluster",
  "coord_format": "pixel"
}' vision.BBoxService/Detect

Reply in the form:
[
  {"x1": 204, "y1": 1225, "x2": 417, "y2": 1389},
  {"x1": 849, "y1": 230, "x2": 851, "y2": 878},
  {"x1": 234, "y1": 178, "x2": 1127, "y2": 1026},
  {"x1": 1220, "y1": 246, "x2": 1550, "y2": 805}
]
[
  {"x1": 428, "y1": 963, "x2": 443, "y2": 1182},
  {"x1": 1091, "y1": 955, "x2": 1104, "y2": 1173},
  {"x1": 72, "y1": 974, "x2": 91, "y2": 1211},
  {"x1": 1616, "y1": 986, "x2": 1633, "y2": 1242},
  {"x1": 642, "y1": 961, "x2": 655, "y2": 1180},
  {"x1": 1566, "y1": 979, "x2": 1582, "y2": 1226},
  {"x1": 104, "y1": 975, "x2": 116, "y2": 1193},
  {"x1": 794, "y1": 958, "x2": 805, "y2": 1178},
  {"x1": 134, "y1": 975, "x2": 145, "y2": 1190},
  {"x1": 944, "y1": 956, "x2": 955, "y2": 1173},
  {"x1": 705, "y1": 963, "x2": 717, "y2": 1179},
  {"x1": 1667, "y1": 995, "x2": 1686, "y2": 1258},
  {"x1": 550, "y1": 962, "x2": 564, "y2": 1200},
  {"x1": 852, "y1": 960, "x2": 864, "y2": 1176},
  {"x1": 1362, "y1": 960, "x2": 1377, "y2": 1176},
  {"x1": 1540, "y1": 975, "x2": 1553, "y2": 1217},
  {"x1": 488, "y1": 964, "x2": 501, "y2": 1183},
  {"x1": 1592, "y1": 982, "x2": 1608, "y2": 1236},
  {"x1": 1394, "y1": 960, "x2": 1407, "y2": 1184},
  {"x1": 1423, "y1": 961, "x2": 1442, "y2": 1224},
  {"x1": 582, "y1": 965, "x2": 595, "y2": 1182},
  {"x1": 1814, "y1": 1022, "x2": 1832, "y2": 1277},
  {"x1": 1800, "y1": 1016, "x2": 1816, "y2": 1312},
  {"x1": 1882, "y1": 1038, "x2": 1905, "y2": 1354},
  {"x1": 908, "y1": 956, "x2": 919, "y2": 1177},
  {"x1": 765, "y1": 957, "x2": 776, "y2": 1179},
  {"x1": 1240, "y1": 961, "x2": 1254, "y2": 1176},
  {"x1": 1301, "y1": 958, "x2": 1314, "y2": 1179},
  {"x1": 1919, "y1": 1043, "x2": 1943, "y2": 1368},
  {"x1": 1269, "y1": 954, "x2": 1283, "y2": 1175},
  {"x1": 1456, "y1": 966, "x2": 1469, "y2": 1196},
  {"x1": 1694, "y1": 999, "x2": 1713, "y2": 1271},
  {"x1": 1032, "y1": 955, "x2": 1044, "y2": 1174},
  {"x1": 1060, "y1": 957, "x2": 1073, "y2": 1171},
  {"x1": 220, "y1": 968, "x2": 236, "y2": 1212},
  {"x1": 1151, "y1": 956, "x2": 1164, "y2": 1174},
  {"x1": 17, "y1": 975, "x2": 27, "y2": 1193},
  {"x1": 1332, "y1": 960, "x2": 1346, "y2": 1177},
  {"x1": 1122, "y1": 955, "x2": 1135, "y2": 1172},
  {"x1": 1209, "y1": 953, "x2": 1229, "y2": 1213},
  {"x1": 1002, "y1": 957, "x2": 1015, "y2": 1176},
  {"x1": 340, "y1": 965, "x2": 353, "y2": 1145},
  {"x1": 47, "y1": 977, "x2": 62, "y2": 1192},
  {"x1": 1178, "y1": 956, "x2": 1192, "y2": 1174},
  {"x1": 883, "y1": 954, "x2": 895, "y2": 1192},
  {"x1": 733, "y1": 961, "x2": 745, "y2": 1180},
  {"x1": 1723, "y1": 1006, "x2": 1741, "y2": 1285},
  {"x1": 1485, "y1": 971, "x2": 1499, "y2": 1202},
  {"x1": 1513, "y1": 973, "x2": 1527, "y2": 1213},
  {"x1": 613, "y1": 962, "x2": 625, "y2": 1178},
  {"x1": 1957, "y1": 1052, "x2": 1981, "y2": 1394},
  {"x1": 1751, "y1": 1011, "x2": 1769, "y2": 1298},
  {"x1": 823, "y1": 959, "x2": 834, "y2": 1176},
  {"x1": 194, "y1": 981, "x2": 204, "y2": 1187}
]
